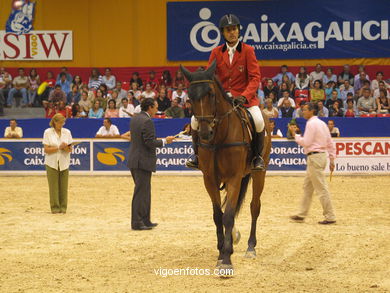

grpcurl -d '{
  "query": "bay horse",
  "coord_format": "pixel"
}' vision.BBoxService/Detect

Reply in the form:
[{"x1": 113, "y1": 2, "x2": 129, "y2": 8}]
[{"x1": 180, "y1": 61, "x2": 271, "y2": 275}]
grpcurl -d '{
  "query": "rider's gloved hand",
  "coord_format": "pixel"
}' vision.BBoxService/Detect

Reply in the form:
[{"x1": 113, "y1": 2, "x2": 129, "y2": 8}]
[{"x1": 234, "y1": 95, "x2": 248, "y2": 105}]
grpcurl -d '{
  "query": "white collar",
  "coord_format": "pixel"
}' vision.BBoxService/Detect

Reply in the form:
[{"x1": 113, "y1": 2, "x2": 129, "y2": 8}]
[{"x1": 226, "y1": 41, "x2": 239, "y2": 53}]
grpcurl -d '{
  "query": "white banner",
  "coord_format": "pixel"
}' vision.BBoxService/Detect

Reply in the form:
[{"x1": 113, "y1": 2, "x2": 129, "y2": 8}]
[{"x1": 0, "y1": 30, "x2": 73, "y2": 60}]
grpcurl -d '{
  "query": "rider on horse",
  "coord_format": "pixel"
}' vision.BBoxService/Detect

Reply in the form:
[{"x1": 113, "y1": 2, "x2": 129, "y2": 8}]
[{"x1": 187, "y1": 14, "x2": 266, "y2": 171}]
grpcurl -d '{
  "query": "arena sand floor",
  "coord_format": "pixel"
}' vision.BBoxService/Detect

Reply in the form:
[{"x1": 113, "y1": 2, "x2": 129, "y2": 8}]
[{"x1": 0, "y1": 176, "x2": 389, "y2": 293}]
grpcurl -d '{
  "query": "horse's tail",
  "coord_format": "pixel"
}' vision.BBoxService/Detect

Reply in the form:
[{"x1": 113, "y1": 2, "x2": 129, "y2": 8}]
[
  {"x1": 222, "y1": 174, "x2": 251, "y2": 216},
  {"x1": 236, "y1": 174, "x2": 251, "y2": 216}
]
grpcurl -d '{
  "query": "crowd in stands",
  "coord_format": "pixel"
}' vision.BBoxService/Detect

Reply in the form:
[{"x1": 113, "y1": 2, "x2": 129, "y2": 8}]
[{"x1": 0, "y1": 64, "x2": 389, "y2": 120}]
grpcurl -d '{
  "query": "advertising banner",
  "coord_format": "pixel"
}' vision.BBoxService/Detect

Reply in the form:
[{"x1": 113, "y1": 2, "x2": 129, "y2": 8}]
[
  {"x1": 0, "y1": 139, "x2": 389, "y2": 174},
  {"x1": 167, "y1": 0, "x2": 390, "y2": 60}
]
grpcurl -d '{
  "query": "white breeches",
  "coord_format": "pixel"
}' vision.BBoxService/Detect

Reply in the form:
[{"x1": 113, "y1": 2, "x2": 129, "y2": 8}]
[{"x1": 190, "y1": 106, "x2": 264, "y2": 133}]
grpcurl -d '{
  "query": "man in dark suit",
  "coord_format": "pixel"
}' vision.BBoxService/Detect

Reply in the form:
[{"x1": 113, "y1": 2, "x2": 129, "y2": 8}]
[{"x1": 127, "y1": 98, "x2": 174, "y2": 230}]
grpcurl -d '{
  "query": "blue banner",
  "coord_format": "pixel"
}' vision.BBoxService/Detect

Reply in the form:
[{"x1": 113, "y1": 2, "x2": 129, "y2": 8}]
[
  {"x1": 0, "y1": 141, "x2": 90, "y2": 171},
  {"x1": 167, "y1": 0, "x2": 390, "y2": 60}
]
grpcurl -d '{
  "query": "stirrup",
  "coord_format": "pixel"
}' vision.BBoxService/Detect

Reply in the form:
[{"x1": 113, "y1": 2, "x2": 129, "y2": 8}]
[
  {"x1": 251, "y1": 156, "x2": 265, "y2": 171},
  {"x1": 186, "y1": 158, "x2": 199, "y2": 169}
]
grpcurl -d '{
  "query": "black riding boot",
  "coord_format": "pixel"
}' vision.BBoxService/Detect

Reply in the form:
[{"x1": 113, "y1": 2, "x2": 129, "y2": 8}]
[
  {"x1": 252, "y1": 130, "x2": 266, "y2": 171},
  {"x1": 186, "y1": 130, "x2": 199, "y2": 169}
]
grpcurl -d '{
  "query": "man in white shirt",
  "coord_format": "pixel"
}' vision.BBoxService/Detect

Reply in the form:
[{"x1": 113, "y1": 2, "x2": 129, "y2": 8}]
[
  {"x1": 309, "y1": 64, "x2": 325, "y2": 87},
  {"x1": 4, "y1": 119, "x2": 23, "y2": 138},
  {"x1": 277, "y1": 90, "x2": 296, "y2": 108},
  {"x1": 95, "y1": 118, "x2": 121, "y2": 138},
  {"x1": 171, "y1": 83, "x2": 188, "y2": 106},
  {"x1": 119, "y1": 97, "x2": 135, "y2": 117},
  {"x1": 101, "y1": 68, "x2": 116, "y2": 90}
]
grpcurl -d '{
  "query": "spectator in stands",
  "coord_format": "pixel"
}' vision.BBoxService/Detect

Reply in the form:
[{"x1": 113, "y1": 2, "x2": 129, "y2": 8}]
[
  {"x1": 327, "y1": 120, "x2": 340, "y2": 137},
  {"x1": 141, "y1": 83, "x2": 156, "y2": 99},
  {"x1": 357, "y1": 88, "x2": 377, "y2": 115},
  {"x1": 157, "y1": 89, "x2": 170, "y2": 112},
  {"x1": 373, "y1": 81, "x2": 388, "y2": 99},
  {"x1": 99, "y1": 84, "x2": 108, "y2": 97},
  {"x1": 357, "y1": 80, "x2": 371, "y2": 99},
  {"x1": 324, "y1": 81, "x2": 340, "y2": 101},
  {"x1": 7, "y1": 68, "x2": 29, "y2": 107},
  {"x1": 119, "y1": 97, "x2": 134, "y2": 117},
  {"x1": 129, "y1": 82, "x2": 142, "y2": 101},
  {"x1": 43, "y1": 113, "x2": 73, "y2": 214},
  {"x1": 79, "y1": 91, "x2": 92, "y2": 113},
  {"x1": 277, "y1": 90, "x2": 296, "y2": 108},
  {"x1": 338, "y1": 64, "x2": 354, "y2": 86},
  {"x1": 263, "y1": 78, "x2": 278, "y2": 100},
  {"x1": 354, "y1": 71, "x2": 369, "y2": 92},
  {"x1": 47, "y1": 85, "x2": 66, "y2": 105},
  {"x1": 165, "y1": 98, "x2": 184, "y2": 118},
  {"x1": 88, "y1": 68, "x2": 102, "y2": 90},
  {"x1": 110, "y1": 90, "x2": 121, "y2": 108},
  {"x1": 0, "y1": 68, "x2": 13, "y2": 103},
  {"x1": 94, "y1": 88, "x2": 108, "y2": 110},
  {"x1": 105, "y1": 99, "x2": 119, "y2": 118},
  {"x1": 44, "y1": 100, "x2": 56, "y2": 118},
  {"x1": 309, "y1": 64, "x2": 325, "y2": 87},
  {"x1": 114, "y1": 81, "x2": 128, "y2": 100},
  {"x1": 354, "y1": 65, "x2": 370, "y2": 85},
  {"x1": 67, "y1": 85, "x2": 80, "y2": 105},
  {"x1": 57, "y1": 100, "x2": 71, "y2": 118},
  {"x1": 377, "y1": 89, "x2": 390, "y2": 114},
  {"x1": 172, "y1": 83, "x2": 188, "y2": 105},
  {"x1": 295, "y1": 66, "x2": 310, "y2": 90},
  {"x1": 371, "y1": 71, "x2": 390, "y2": 91},
  {"x1": 71, "y1": 103, "x2": 86, "y2": 118},
  {"x1": 145, "y1": 70, "x2": 158, "y2": 90},
  {"x1": 28, "y1": 68, "x2": 40, "y2": 107},
  {"x1": 39, "y1": 71, "x2": 56, "y2": 105},
  {"x1": 282, "y1": 74, "x2": 295, "y2": 93},
  {"x1": 4, "y1": 119, "x2": 23, "y2": 138},
  {"x1": 263, "y1": 98, "x2": 278, "y2": 118},
  {"x1": 340, "y1": 79, "x2": 354, "y2": 103},
  {"x1": 317, "y1": 101, "x2": 329, "y2": 117},
  {"x1": 128, "y1": 91, "x2": 138, "y2": 107},
  {"x1": 184, "y1": 101, "x2": 193, "y2": 118},
  {"x1": 71, "y1": 75, "x2": 83, "y2": 92},
  {"x1": 324, "y1": 130, "x2": 341, "y2": 150},
  {"x1": 173, "y1": 70, "x2": 186, "y2": 89},
  {"x1": 278, "y1": 99, "x2": 296, "y2": 118},
  {"x1": 130, "y1": 72, "x2": 143, "y2": 90},
  {"x1": 133, "y1": 96, "x2": 145, "y2": 114},
  {"x1": 329, "y1": 101, "x2": 343, "y2": 117},
  {"x1": 272, "y1": 65, "x2": 295, "y2": 85},
  {"x1": 268, "y1": 91, "x2": 277, "y2": 105},
  {"x1": 323, "y1": 68, "x2": 337, "y2": 85},
  {"x1": 295, "y1": 101, "x2": 306, "y2": 118},
  {"x1": 344, "y1": 99, "x2": 357, "y2": 117},
  {"x1": 56, "y1": 72, "x2": 71, "y2": 95},
  {"x1": 286, "y1": 119, "x2": 301, "y2": 139},
  {"x1": 277, "y1": 82, "x2": 290, "y2": 100},
  {"x1": 88, "y1": 100, "x2": 104, "y2": 118},
  {"x1": 269, "y1": 120, "x2": 283, "y2": 138},
  {"x1": 95, "y1": 118, "x2": 121, "y2": 138},
  {"x1": 160, "y1": 70, "x2": 173, "y2": 89},
  {"x1": 310, "y1": 80, "x2": 325, "y2": 102},
  {"x1": 325, "y1": 90, "x2": 344, "y2": 110},
  {"x1": 56, "y1": 67, "x2": 72, "y2": 82},
  {"x1": 101, "y1": 68, "x2": 116, "y2": 90}
]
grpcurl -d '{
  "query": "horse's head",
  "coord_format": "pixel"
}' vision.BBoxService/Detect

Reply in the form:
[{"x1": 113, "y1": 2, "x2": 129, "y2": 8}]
[{"x1": 180, "y1": 61, "x2": 217, "y2": 141}]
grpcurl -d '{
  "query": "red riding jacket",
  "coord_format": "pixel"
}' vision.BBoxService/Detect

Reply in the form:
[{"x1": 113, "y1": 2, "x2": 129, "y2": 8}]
[{"x1": 208, "y1": 41, "x2": 261, "y2": 108}]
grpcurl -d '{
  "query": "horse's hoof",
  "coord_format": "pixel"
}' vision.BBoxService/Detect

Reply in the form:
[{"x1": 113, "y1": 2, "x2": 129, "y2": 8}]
[
  {"x1": 217, "y1": 264, "x2": 234, "y2": 278},
  {"x1": 232, "y1": 227, "x2": 241, "y2": 245},
  {"x1": 245, "y1": 249, "x2": 256, "y2": 258}
]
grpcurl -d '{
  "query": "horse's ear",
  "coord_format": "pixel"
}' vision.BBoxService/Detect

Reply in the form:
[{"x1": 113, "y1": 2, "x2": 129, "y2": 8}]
[
  {"x1": 180, "y1": 65, "x2": 192, "y2": 82},
  {"x1": 205, "y1": 59, "x2": 217, "y2": 79}
]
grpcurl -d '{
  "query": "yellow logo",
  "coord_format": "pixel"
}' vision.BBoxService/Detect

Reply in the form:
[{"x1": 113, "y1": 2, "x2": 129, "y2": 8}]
[
  {"x1": 97, "y1": 148, "x2": 125, "y2": 165},
  {"x1": 0, "y1": 148, "x2": 13, "y2": 165}
]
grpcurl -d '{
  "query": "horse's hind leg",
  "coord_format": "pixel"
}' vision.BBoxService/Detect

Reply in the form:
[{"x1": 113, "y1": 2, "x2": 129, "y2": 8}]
[{"x1": 246, "y1": 171, "x2": 265, "y2": 258}]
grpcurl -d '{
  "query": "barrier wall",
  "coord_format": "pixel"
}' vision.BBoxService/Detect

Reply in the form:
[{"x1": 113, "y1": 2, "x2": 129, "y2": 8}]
[
  {"x1": 1, "y1": 117, "x2": 390, "y2": 139},
  {"x1": 0, "y1": 138, "x2": 389, "y2": 175}
]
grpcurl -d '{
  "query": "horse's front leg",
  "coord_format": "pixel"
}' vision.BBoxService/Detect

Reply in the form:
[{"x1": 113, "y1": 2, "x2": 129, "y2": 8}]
[{"x1": 202, "y1": 175, "x2": 223, "y2": 266}]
